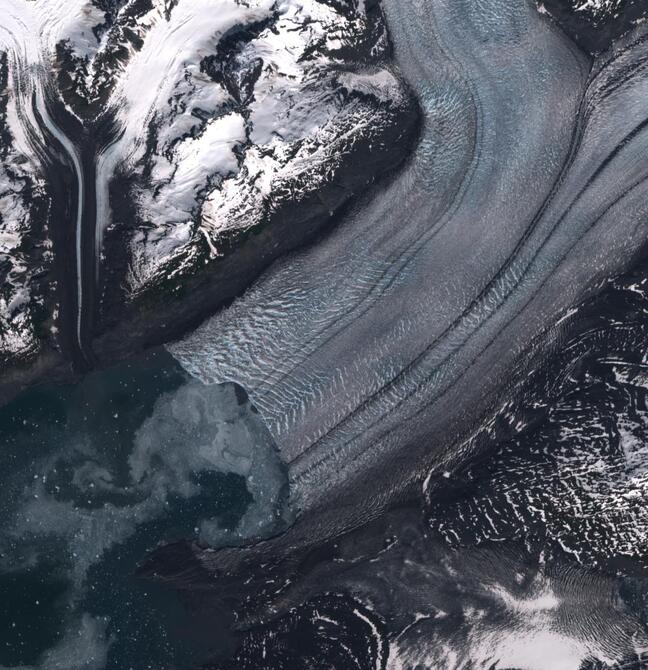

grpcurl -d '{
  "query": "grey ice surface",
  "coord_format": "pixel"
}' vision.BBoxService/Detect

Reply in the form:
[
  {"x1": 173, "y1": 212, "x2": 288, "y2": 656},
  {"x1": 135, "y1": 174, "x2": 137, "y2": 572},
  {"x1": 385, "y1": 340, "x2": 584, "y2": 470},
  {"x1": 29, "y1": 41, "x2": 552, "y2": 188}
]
[{"x1": 172, "y1": 0, "x2": 648, "y2": 532}]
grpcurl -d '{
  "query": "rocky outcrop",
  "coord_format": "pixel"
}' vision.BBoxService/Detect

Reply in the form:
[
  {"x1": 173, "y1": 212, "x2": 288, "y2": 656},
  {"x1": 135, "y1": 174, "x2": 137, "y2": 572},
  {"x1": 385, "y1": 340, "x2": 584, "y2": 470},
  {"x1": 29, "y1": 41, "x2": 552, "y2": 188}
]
[{"x1": 538, "y1": 0, "x2": 648, "y2": 53}]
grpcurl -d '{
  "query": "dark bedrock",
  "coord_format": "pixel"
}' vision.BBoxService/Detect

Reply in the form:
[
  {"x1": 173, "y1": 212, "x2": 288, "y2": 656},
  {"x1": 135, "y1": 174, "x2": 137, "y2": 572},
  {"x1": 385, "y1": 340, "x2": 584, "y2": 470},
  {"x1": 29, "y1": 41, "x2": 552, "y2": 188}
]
[
  {"x1": 205, "y1": 511, "x2": 648, "y2": 669},
  {"x1": 0, "y1": 0, "x2": 421, "y2": 409},
  {"x1": 38, "y1": 100, "x2": 120, "y2": 370},
  {"x1": 82, "y1": 0, "x2": 422, "y2": 370},
  {"x1": 0, "y1": 96, "x2": 126, "y2": 403},
  {"x1": 135, "y1": 268, "x2": 648, "y2": 665}
]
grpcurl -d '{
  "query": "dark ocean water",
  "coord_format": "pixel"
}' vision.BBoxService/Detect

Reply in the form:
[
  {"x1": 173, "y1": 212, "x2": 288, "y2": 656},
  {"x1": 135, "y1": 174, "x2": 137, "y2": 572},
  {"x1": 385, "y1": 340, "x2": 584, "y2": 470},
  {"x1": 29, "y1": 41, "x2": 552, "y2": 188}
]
[
  {"x1": 0, "y1": 351, "x2": 252, "y2": 670},
  {"x1": 1, "y1": 0, "x2": 648, "y2": 667}
]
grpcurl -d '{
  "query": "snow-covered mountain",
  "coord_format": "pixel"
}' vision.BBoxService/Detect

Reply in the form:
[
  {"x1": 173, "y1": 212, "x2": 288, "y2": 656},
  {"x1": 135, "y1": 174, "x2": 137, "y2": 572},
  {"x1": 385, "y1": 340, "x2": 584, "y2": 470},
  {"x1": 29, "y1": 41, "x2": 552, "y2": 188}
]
[{"x1": 0, "y1": 0, "x2": 418, "y2": 395}]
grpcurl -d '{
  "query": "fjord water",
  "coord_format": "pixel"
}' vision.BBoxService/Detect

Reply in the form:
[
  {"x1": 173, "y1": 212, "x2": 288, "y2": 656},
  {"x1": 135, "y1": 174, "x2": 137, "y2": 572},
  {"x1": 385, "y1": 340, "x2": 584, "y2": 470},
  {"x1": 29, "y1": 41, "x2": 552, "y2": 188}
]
[{"x1": 2, "y1": 0, "x2": 648, "y2": 666}]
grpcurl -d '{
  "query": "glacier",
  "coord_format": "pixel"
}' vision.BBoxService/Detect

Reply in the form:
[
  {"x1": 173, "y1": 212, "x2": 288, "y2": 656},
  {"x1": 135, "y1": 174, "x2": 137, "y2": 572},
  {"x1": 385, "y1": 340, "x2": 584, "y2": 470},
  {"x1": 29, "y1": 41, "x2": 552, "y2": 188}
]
[{"x1": 168, "y1": 0, "x2": 648, "y2": 580}]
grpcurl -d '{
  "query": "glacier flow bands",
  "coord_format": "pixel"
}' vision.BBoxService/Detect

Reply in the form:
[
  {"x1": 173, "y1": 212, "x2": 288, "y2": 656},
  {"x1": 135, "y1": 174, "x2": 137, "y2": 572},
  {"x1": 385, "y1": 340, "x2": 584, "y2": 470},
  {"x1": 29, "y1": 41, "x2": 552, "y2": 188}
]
[{"x1": 36, "y1": 99, "x2": 86, "y2": 362}]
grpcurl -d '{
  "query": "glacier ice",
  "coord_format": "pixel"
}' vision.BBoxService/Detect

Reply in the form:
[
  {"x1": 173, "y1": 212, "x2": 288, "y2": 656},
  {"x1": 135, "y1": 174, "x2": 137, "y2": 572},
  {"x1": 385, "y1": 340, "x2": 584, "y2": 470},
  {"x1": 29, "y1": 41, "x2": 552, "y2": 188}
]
[{"x1": 170, "y1": 0, "x2": 648, "y2": 557}]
